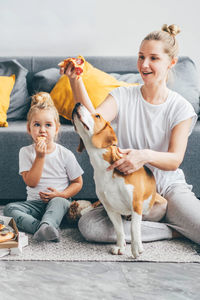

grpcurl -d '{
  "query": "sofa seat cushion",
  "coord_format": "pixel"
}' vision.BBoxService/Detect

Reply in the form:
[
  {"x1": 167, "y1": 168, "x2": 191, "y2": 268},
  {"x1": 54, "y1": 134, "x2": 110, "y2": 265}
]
[
  {"x1": 0, "y1": 121, "x2": 96, "y2": 200},
  {"x1": 1, "y1": 120, "x2": 200, "y2": 200}
]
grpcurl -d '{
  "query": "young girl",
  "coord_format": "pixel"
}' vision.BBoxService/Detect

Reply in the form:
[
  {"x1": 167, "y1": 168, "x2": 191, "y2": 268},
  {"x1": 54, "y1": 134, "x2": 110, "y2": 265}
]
[
  {"x1": 60, "y1": 24, "x2": 200, "y2": 245},
  {"x1": 4, "y1": 92, "x2": 83, "y2": 242}
]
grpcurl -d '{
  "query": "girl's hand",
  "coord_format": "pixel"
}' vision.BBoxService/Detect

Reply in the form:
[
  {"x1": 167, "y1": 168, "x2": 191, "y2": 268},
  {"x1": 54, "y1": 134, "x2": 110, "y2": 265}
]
[
  {"x1": 39, "y1": 187, "x2": 60, "y2": 203},
  {"x1": 107, "y1": 148, "x2": 146, "y2": 175},
  {"x1": 35, "y1": 138, "x2": 47, "y2": 158},
  {"x1": 60, "y1": 62, "x2": 79, "y2": 81}
]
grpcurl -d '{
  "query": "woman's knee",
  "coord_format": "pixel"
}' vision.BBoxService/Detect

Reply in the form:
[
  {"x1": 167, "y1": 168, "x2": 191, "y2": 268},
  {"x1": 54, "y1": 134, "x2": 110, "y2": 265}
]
[
  {"x1": 165, "y1": 184, "x2": 200, "y2": 244},
  {"x1": 78, "y1": 206, "x2": 115, "y2": 243},
  {"x1": 165, "y1": 184, "x2": 199, "y2": 221},
  {"x1": 78, "y1": 212, "x2": 95, "y2": 241}
]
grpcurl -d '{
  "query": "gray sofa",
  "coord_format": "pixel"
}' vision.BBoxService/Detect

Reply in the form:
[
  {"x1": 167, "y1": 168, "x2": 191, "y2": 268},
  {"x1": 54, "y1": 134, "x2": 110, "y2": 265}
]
[{"x1": 0, "y1": 56, "x2": 200, "y2": 203}]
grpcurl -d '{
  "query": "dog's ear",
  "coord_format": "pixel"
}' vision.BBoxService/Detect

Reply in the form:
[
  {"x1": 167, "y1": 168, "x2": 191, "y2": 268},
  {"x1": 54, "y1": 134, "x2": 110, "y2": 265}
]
[
  {"x1": 77, "y1": 138, "x2": 85, "y2": 152},
  {"x1": 92, "y1": 123, "x2": 118, "y2": 148}
]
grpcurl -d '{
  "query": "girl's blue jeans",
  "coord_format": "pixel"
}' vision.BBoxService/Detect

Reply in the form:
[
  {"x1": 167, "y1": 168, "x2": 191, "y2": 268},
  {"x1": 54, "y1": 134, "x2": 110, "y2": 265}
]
[{"x1": 3, "y1": 197, "x2": 71, "y2": 234}]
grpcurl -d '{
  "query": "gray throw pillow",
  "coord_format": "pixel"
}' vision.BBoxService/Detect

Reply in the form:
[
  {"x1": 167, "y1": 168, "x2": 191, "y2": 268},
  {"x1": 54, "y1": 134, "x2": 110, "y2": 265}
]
[
  {"x1": 0, "y1": 59, "x2": 30, "y2": 120},
  {"x1": 32, "y1": 68, "x2": 60, "y2": 93},
  {"x1": 111, "y1": 72, "x2": 143, "y2": 84},
  {"x1": 167, "y1": 56, "x2": 200, "y2": 114},
  {"x1": 31, "y1": 68, "x2": 70, "y2": 125}
]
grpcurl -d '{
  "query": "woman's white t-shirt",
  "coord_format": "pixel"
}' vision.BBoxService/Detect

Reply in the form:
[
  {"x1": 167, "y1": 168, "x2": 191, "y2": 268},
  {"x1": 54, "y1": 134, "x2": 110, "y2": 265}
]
[
  {"x1": 19, "y1": 143, "x2": 84, "y2": 201},
  {"x1": 110, "y1": 85, "x2": 197, "y2": 195}
]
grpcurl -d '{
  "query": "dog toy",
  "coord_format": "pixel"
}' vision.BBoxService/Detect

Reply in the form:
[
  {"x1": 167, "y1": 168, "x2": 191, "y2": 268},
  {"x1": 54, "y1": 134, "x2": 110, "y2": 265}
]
[{"x1": 65, "y1": 200, "x2": 101, "y2": 226}]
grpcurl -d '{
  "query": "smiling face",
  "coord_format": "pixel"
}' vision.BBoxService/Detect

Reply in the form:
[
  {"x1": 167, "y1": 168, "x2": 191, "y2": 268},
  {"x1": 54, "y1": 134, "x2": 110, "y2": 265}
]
[
  {"x1": 137, "y1": 40, "x2": 175, "y2": 86},
  {"x1": 27, "y1": 109, "x2": 59, "y2": 146}
]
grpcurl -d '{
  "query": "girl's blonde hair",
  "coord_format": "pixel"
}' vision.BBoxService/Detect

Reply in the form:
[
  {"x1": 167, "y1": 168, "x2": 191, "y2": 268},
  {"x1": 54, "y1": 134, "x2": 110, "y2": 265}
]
[
  {"x1": 27, "y1": 92, "x2": 60, "y2": 126},
  {"x1": 143, "y1": 24, "x2": 181, "y2": 58}
]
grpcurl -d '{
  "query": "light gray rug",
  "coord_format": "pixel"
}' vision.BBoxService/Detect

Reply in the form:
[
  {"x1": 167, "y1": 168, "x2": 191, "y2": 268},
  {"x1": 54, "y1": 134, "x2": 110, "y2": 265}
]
[
  {"x1": 1, "y1": 205, "x2": 200, "y2": 262},
  {"x1": 1, "y1": 226, "x2": 200, "y2": 262}
]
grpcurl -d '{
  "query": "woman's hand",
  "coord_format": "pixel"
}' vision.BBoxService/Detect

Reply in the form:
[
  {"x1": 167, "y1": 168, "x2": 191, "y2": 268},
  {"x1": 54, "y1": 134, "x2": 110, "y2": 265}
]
[
  {"x1": 107, "y1": 148, "x2": 146, "y2": 175},
  {"x1": 39, "y1": 187, "x2": 60, "y2": 203},
  {"x1": 60, "y1": 62, "x2": 79, "y2": 81}
]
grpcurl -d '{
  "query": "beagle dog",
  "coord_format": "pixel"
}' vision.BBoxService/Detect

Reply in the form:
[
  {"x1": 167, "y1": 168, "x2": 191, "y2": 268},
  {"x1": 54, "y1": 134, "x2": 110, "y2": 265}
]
[{"x1": 72, "y1": 103, "x2": 167, "y2": 258}]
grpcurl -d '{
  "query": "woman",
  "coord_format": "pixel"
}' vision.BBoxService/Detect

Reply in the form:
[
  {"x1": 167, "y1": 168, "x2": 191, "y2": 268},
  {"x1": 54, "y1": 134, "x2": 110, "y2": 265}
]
[{"x1": 60, "y1": 24, "x2": 199, "y2": 244}]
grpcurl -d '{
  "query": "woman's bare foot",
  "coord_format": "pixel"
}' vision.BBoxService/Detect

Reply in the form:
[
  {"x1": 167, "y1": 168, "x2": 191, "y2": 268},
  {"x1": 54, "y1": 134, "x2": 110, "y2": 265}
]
[{"x1": 172, "y1": 229, "x2": 183, "y2": 238}]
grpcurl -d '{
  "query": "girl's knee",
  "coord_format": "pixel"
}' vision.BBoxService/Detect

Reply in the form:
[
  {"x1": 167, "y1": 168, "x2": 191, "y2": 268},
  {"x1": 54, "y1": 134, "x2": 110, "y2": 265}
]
[
  {"x1": 3, "y1": 203, "x2": 16, "y2": 217},
  {"x1": 50, "y1": 197, "x2": 71, "y2": 209},
  {"x1": 50, "y1": 197, "x2": 64, "y2": 203}
]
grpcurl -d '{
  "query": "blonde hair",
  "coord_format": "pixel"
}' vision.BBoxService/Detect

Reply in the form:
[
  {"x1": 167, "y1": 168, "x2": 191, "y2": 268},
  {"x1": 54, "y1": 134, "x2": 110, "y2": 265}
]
[
  {"x1": 143, "y1": 24, "x2": 181, "y2": 58},
  {"x1": 27, "y1": 92, "x2": 60, "y2": 127}
]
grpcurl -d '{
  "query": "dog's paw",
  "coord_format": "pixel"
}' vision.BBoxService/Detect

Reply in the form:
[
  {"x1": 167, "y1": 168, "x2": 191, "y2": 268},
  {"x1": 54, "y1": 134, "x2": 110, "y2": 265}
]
[
  {"x1": 131, "y1": 242, "x2": 144, "y2": 258},
  {"x1": 110, "y1": 246, "x2": 125, "y2": 255}
]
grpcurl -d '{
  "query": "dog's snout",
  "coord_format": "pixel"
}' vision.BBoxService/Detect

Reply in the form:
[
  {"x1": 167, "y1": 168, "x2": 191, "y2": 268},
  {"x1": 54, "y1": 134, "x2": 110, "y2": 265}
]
[
  {"x1": 75, "y1": 102, "x2": 82, "y2": 109},
  {"x1": 72, "y1": 102, "x2": 82, "y2": 119}
]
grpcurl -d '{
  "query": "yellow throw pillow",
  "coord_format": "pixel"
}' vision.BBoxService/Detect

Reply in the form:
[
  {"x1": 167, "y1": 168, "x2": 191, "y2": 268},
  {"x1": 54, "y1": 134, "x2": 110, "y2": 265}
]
[
  {"x1": 0, "y1": 75, "x2": 15, "y2": 127},
  {"x1": 50, "y1": 58, "x2": 137, "y2": 120}
]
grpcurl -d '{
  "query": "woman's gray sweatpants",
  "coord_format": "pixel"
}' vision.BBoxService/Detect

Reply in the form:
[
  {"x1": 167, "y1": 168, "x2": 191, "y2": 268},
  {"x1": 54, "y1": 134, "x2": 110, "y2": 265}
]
[
  {"x1": 4, "y1": 197, "x2": 71, "y2": 234},
  {"x1": 78, "y1": 183, "x2": 200, "y2": 244}
]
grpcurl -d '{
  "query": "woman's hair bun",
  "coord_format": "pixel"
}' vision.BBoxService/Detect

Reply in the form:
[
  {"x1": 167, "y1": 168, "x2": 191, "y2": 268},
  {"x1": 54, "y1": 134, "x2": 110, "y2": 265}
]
[{"x1": 162, "y1": 24, "x2": 181, "y2": 37}]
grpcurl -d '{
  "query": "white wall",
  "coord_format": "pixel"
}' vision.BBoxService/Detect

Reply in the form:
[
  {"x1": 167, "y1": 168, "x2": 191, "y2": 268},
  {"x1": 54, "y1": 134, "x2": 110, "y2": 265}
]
[{"x1": 0, "y1": 0, "x2": 200, "y2": 75}]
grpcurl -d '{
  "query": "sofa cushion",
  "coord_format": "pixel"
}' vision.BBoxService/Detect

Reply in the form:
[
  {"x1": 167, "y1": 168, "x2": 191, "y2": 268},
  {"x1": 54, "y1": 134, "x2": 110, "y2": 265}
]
[
  {"x1": 0, "y1": 75, "x2": 15, "y2": 127},
  {"x1": 50, "y1": 59, "x2": 136, "y2": 120},
  {"x1": 32, "y1": 68, "x2": 60, "y2": 93},
  {"x1": 0, "y1": 60, "x2": 30, "y2": 120}
]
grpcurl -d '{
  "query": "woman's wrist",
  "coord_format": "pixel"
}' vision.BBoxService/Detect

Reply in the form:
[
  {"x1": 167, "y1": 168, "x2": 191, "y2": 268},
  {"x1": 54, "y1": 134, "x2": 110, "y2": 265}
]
[
  {"x1": 69, "y1": 76, "x2": 82, "y2": 87},
  {"x1": 142, "y1": 149, "x2": 153, "y2": 165}
]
